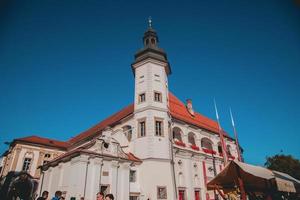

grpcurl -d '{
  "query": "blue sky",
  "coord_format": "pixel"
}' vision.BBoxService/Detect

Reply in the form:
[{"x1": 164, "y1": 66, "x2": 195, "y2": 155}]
[{"x1": 0, "y1": 0, "x2": 299, "y2": 165}]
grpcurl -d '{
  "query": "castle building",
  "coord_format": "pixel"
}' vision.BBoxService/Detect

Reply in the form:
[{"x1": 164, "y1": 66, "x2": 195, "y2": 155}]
[{"x1": 0, "y1": 22, "x2": 241, "y2": 200}]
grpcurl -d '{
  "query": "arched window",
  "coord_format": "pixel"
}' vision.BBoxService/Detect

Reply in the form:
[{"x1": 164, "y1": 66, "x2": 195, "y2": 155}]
[
  {"x1": 227, "y1": 145, "x2": 232, "y2": 156},
  {"x1": 122, "y1": 125, "x2": 132, "y2": 142},
  {"x1": 172, "y1": 127, "x2": 183, "y2": 141},
  {"x1": 151, "y1": 38, "x2": 156, "y2": 45},
  {"x1": 188, "y1": 132, "x2": 196, "y2": 146},
  {"x1": 217, "y1": 142, "x2": 223, "y2": 154},
  {"x1": 201, "y1": 138, "x2": 213, "y2": 150}
]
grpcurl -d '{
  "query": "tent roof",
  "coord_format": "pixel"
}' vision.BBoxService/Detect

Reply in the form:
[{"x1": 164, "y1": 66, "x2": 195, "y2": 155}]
[{"x1": 207, "y1": 160, "x2": 300, "y2": 194}]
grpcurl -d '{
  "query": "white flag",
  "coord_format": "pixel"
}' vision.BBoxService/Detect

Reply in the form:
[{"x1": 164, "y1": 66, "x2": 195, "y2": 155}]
[
  {"x1": 229, "y1": 107, "x2": 235, "y2": 127},
  {"x1": 214, "y1": 98, "x2": 220, "y2": 120}
]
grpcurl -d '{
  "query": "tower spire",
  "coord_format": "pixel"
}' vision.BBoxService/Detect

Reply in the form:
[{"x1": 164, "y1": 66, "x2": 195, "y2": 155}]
[
  {"x1": 148, "y1": 16, "x2": 152, "y2": 28},
  {"x1": 131, "y1": 20, "x2": 172, "y2": 75}
]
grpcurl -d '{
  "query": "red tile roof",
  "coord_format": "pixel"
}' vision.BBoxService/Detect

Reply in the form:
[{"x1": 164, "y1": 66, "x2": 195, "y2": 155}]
[
  {"x1": 126, "y1": 152, "x2": 142, "y2": 162},
  {"x1": 14, "y1": 136, "x2": 69, "y2": 150},
  {"x1": 68, "y1": 104, "x2": 134, "y2": 145},
  {"x1": 13, "y1": 92, "x2": 229, "y2": 151},
  {"x1": 169, "y1": 93, "x2": 228, "y2": 136}
]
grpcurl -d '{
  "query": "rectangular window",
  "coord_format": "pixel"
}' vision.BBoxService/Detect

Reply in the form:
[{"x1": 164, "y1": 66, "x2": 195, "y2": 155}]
[
  {"x1": 100, "y1": 185, "x2": 110, "y2": 196},
  {"x1": 155, "y1": 119, "x2": 163, "y2": 136},
  {"x1": 22, "y1": 158, "x2": 31, "y2": 171},
  {"x1": 139, "y1": 120, "x2": 146, "y2": 137},
  {"x1": 157, "y1": 186, "x2": 167, "y2": 199},
  {"x1": 129, "y1": 197, "x2": 138, "y2": 200},
  {"x1": 154, "y1": 92, "x2": 162, "y2": 102},
  {"x1": 139, "y1": 93, "x2": 146, "y2": 103},
  {"x1": 129, "y1": 170, "x2": 136, "y2": 182}
]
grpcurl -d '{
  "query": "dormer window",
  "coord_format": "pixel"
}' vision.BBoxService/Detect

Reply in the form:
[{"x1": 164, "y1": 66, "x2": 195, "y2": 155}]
[
  {"x1": 44, "y1": 153, "x2": 51, "y2": 158},
  {"x1": 139, "y1": 93, "x2": 146, "y2": 103},
  {"x1": 154, "y1": 92, "x2": 162, "y2": 102}
]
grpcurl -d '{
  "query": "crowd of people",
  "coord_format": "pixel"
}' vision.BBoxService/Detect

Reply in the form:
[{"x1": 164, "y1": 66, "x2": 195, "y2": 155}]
[
  {"x1": 0, "y1": 171, "x2": 116, "y2": 200},
  {"x1": 36, "y1": 190, "x2": 114, "y2": 200}
]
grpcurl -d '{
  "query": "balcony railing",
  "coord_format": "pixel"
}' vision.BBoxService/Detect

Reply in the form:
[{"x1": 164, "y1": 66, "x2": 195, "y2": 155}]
[
  {"x1": 190, "y1": 145, "x2": 200, "y2": 151},
  {"x1": 202, "y1": 148, "x2": 216, "y2": 155},
  {"x1": 174, "y1": 140, "x2": 186, "y2": 147}
]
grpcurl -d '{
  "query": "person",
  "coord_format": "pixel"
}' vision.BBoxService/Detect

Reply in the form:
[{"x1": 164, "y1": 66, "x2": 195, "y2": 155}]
[
  {"x1": 6, "y1": 171, "x2": 38, "y2": 200},
  {"x1": 37, "y1": 191, "x2": 49, "y2": 200},
  {"x1": 96, "y1": 192, "x2": 104, "y2": 200},
  {"x1": 105, "y1": 194, "x2": 114, "y2": 200},
  {"x1": 51, "y1": 191, "x2": 62, "y2": 200}
]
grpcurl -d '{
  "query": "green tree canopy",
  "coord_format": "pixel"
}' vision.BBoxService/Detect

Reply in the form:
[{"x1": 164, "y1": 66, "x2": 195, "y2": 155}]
[{"x1": 264, "y1": 154, "x2": 300, "y2": 180}]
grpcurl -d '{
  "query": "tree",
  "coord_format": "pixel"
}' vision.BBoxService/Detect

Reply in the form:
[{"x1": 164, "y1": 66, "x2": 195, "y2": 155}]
[{"x1": 264, "y1": 154, "x2": 300, "y2": 180}]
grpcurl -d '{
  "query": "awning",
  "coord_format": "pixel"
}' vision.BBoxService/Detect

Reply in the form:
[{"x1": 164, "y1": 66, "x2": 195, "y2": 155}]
[{"x1": 207, "y1": 160, "x2": 300, "y2": 194}]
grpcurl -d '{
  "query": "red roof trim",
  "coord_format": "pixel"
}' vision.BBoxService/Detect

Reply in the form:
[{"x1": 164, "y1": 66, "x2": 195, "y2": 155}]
[
  {"x1": 168, "y1": 92, "x2": 229, "y2": 137},
  {"x1": 14, "y1": 136, "x2": 69, "y2": 150}
]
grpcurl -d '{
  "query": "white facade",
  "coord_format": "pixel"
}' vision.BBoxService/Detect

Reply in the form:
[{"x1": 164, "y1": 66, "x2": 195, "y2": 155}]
[
  {"x1": 0, "y1": 142, "x2": 64, "y2": 179},
  {"x1": 1, "y1": 25, "x2": 241, "y2": 200}
]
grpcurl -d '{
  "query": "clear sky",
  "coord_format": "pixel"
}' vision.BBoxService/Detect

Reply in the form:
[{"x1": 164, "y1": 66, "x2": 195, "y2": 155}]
[{"x1": 0, "y1": 0, "x2": 299, "y2": 166}]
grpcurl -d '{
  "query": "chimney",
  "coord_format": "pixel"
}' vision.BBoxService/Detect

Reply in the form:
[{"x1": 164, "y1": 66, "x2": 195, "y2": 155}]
[{"x1": 186, "y1": 99, "x2": 195, "y2": 116}]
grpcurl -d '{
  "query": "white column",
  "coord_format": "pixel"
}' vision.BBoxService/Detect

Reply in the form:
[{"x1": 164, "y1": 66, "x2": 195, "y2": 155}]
[
  {"x1": 119, "y1": 163, "x2": 130, "y2": 199},
  {"x1": 110, "y1": 160, "x2": 120, "y2": 199},
  {"x1": 70, "y1": 155, "x2": 89, "y2": 199},
  {"x1": 86, "y1": 158, "x2": 103, "y2": 200}
]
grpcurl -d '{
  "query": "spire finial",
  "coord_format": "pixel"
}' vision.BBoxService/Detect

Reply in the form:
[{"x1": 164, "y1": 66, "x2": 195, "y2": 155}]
[{"x1": 148, "y1": 16, "x2": 152, "y2": 28}]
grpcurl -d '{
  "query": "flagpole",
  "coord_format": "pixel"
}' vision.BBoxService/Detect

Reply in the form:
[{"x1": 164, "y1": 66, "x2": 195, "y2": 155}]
[
  {"x1": 229, "y1": 108, "x2": 242, "y2": 162},
  {"x1": 214, "y1": 99, "x2": 228, "y2": 165}
]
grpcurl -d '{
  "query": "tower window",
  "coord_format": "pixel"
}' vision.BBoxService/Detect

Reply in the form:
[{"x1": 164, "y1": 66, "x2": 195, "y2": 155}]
[
  {"x1": 151, "y1": 38, "x2": 156, "y2": 45},
  {"x1": 138, "y1": 120, "x2": 146, "y2": 137},
  {"x1": 22, "y1": 158, "x2": 32, "y2": 171},
  {"x1": 155, "y1": 119, "x2": 163, "y2": 136},
  {"x1": 154, "y1": 92, "x2": 162, "y2": 102},
  {"x1": 139, "y1": 93, "x2": 146, "y2": 103}
]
